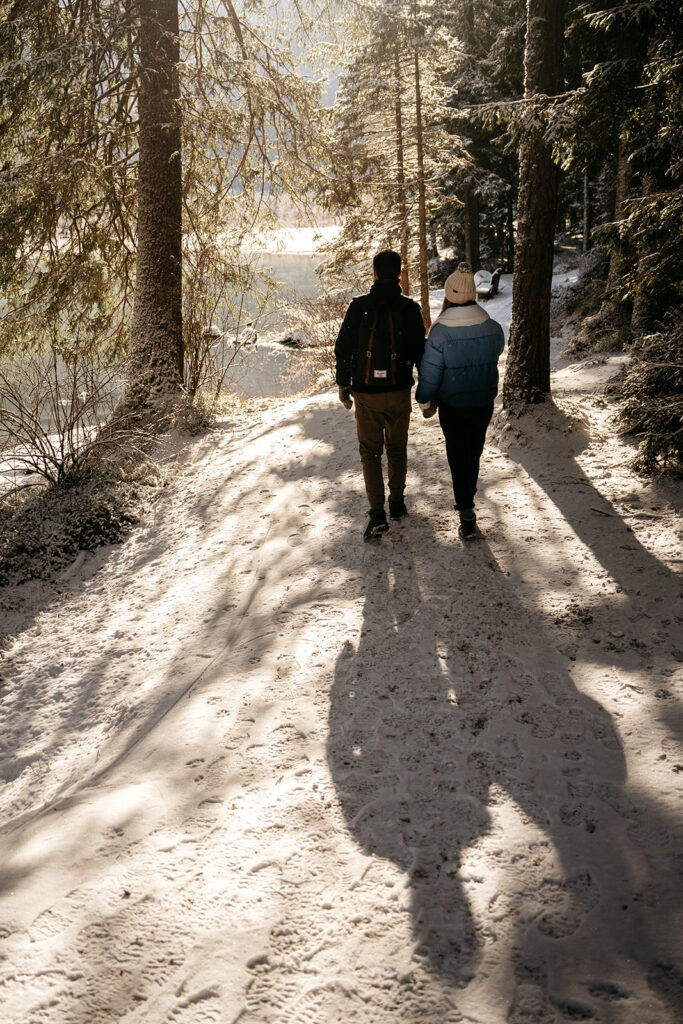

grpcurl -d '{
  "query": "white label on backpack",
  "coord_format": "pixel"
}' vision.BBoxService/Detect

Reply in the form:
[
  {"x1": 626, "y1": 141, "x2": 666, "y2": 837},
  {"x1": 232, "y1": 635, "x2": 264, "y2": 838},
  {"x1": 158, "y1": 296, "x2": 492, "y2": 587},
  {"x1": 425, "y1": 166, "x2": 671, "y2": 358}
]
[{"x1": 373, "y1": 370, "x2": 387, "y2": 379}]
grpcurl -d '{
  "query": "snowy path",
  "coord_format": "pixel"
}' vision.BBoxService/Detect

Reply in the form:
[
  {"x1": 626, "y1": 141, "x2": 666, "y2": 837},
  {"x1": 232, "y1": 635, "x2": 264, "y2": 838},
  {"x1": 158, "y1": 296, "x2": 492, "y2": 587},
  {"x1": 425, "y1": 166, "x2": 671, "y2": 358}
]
[{"x1": 1, "y1": 283, "x2": 682, "y2": 1023}]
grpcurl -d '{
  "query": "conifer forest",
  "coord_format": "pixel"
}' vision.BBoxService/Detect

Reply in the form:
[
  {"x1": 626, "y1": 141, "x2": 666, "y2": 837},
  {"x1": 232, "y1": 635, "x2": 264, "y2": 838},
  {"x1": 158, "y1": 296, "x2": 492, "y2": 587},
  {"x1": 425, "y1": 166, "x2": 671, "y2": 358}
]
[
  {"x1": 0, "y1": 0, "x2": 680, "y2": 456},
  {"x1": 0, "y1": 4, "x2": 681, "y2": 1023}
]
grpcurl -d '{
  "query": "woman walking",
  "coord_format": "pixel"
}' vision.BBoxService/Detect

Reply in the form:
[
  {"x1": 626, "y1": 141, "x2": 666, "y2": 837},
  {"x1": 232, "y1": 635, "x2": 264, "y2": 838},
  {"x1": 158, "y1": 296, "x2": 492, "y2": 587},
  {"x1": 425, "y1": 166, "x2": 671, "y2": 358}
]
[{"x1": 415, "y1": 262, "x2": 505, "y2": 538}]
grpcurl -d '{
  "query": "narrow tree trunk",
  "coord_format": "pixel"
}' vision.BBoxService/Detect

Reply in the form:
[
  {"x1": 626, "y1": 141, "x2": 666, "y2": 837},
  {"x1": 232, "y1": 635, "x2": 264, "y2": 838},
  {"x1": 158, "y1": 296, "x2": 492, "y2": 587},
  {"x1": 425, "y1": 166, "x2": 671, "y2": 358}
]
[
  {"x1": 631, "y1": 171, "x2": 658, "y2": 333},
  {"x1": 503, "y1": 0, "x2": 564, "y2": 407},
  {"x1": 414, "y1": 50, "x2": 431, "y2": 330},
  {"x1": 462, "y1": 3, "x2": 480, "y2": 272},
  {"x1": 464, "y1": 180, "x2": 480, "y2": 270},
  {"x1": 506, "y1": 187, "x2": 514, "y2": 271},
  {"x1": 462, "y1": 0, "x2": 474, "y2": 51},
  {"x1": 583, "y1": 172, "x2": 591, "y2": 253},
  {"x1": 394, "y1": 50, "x2": 410, "y2": 296},
  {"x1": 125, "y1": 0, "x2": 183, "y2": 412},
  {"x1": 577, "y1": 22, "x2": 651, "y2": 350},
  {"x1": 576, "y1": 132, "x2": 633, "y2": 347},
  {"x1": 604, "y1": 132, "x2": 632, "y2": 303}
]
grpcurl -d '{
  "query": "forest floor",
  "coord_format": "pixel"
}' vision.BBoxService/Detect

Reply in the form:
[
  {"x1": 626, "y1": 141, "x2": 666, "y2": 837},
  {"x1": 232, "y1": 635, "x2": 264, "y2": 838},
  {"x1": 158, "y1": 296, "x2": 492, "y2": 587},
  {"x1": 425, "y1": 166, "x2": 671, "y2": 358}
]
[{"x1": 0, "y1": 272, "x2": 682, "y2": 1024}]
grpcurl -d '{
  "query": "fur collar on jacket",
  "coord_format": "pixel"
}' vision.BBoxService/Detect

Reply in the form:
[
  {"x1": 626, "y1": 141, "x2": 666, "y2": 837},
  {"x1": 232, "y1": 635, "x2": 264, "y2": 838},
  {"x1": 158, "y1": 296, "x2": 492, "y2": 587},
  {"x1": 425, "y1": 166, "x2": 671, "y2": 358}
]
[{"x1": 433, "y1": 303, "x2": 489, "y2": 329}]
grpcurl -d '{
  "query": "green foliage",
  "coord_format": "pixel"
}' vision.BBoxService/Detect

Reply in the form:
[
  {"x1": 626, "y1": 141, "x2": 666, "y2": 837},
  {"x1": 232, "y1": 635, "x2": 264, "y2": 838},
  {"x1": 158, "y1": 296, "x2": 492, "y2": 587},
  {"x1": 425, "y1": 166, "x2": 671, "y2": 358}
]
[
  {"x1": 318, "y1": 0, "x2": 457, "y2": 281},
  {"x1": 549, "y1": 1, "x2": 683, "y2": 306},
  {"x1": 437, "y1": 0, "x2": 524, "y2": 262},
  {"x1": 608, "y1": 316, "x2": 683, "y2": 475},
  {"x1": 0, "y1": 0, "x2": 137, "y2": 359},
  {"x1": 620, "y1": 26, "x2": 683, "y2": 305},
  {"x1": 320, "y1": 0, "x2": 529, "y2": 274},
  {"x1": 0, "y1": 0, "x2": 328, "y2": 368}
]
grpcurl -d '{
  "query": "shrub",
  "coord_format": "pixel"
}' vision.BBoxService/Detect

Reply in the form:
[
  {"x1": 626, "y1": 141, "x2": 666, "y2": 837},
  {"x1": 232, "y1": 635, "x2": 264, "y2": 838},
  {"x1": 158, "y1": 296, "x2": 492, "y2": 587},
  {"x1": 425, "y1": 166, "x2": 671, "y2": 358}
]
[
  {"x1": 607, "y1": 313, "x2": 683, "y2": 475},
  {"x1": 0, "y1": 347, "x2": 133, "y2": 487},
  {"x1": 0, "y1": 462, "x2": 163, "y2": 587}
]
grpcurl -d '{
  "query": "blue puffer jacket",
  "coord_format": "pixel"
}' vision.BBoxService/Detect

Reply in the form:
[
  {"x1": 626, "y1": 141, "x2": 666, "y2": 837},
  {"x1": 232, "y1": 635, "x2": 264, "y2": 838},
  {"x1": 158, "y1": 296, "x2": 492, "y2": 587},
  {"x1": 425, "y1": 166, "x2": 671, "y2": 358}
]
[{"x1": 415, "y1": 303, "x2": 505, "y2": 408}]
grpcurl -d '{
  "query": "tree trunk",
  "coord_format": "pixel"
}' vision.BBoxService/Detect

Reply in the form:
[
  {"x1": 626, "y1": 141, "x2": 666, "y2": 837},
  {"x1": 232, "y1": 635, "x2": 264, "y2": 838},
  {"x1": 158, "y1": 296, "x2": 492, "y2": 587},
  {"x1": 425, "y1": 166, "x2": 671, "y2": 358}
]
[
  {"x1": 604, "y1": 132, "x2": 632, "y2": 304},
  {"x1": 503, "y1": 0, "x2": 564, "y2": 407},
  {"x1": 578, "y1": 23, "x2": 651, "y2": 349},
  {"x1": 583, "y1": 172, "x2": 591, "y2": 253},
  {"x1": 461, "y1": 3, "x2": 480, "y2": 271},
  {"x1": 464, "y1": 180, "x2": 480, "y2": 270},
  {"x1": 578, "y1": 132, "x2": 633, "y2": 346},
  {"x1": 394, "y1": 50, "x2": 410, "y2": 296},
  {"x1": 125, "y1": 0, "x2": 183, "y2": 412},
  {"x1": 506, "y1": 187, "x2": 514, "y2": 271},
  {"x1": 631, "y1": 171, "x2": 658, "y2": 333},
  {"x1": 462, "y1": 0, "x2": 474, "y2": 51},
  {"x1": 414, "y1": 50, "x2": 431, "y2": 330}
]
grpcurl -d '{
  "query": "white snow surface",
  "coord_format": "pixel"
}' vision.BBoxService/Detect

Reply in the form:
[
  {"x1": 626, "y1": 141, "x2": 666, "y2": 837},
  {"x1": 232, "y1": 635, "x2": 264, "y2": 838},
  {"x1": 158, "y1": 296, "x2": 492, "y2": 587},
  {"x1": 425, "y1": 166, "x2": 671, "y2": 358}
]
[{"x1": 1, "y1": 277, "x2": 682, "y2": 1023}]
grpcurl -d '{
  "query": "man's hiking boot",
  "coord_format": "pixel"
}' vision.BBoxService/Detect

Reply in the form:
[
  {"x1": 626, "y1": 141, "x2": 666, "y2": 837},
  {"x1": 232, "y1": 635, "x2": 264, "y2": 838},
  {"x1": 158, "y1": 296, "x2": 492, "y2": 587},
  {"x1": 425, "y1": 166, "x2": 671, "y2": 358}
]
[
  {"x1": 459, "y1": 509, "x2": 477, "y2": 539},
  {"x1": 364, "y1": 508, "x2": 389, "y2": 542},
  {"x1": 389, "y1": 497, "x2": 408, "y2": 520}
]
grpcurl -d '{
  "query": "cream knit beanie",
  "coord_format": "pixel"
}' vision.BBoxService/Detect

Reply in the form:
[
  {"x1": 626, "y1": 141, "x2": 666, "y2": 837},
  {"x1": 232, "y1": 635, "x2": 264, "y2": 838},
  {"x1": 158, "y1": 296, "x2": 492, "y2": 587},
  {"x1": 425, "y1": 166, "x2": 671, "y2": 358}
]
[{"x1": 444, "y1": 262, "x2": 476, "y2": 304}]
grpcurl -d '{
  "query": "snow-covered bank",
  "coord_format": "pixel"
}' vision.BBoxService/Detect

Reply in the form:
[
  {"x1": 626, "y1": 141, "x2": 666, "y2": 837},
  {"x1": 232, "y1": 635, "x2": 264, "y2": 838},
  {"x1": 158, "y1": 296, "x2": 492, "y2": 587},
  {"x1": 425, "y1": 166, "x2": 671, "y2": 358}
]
[{"x1": 0, "y1": 277, "x2": 681, "y2": 1023}]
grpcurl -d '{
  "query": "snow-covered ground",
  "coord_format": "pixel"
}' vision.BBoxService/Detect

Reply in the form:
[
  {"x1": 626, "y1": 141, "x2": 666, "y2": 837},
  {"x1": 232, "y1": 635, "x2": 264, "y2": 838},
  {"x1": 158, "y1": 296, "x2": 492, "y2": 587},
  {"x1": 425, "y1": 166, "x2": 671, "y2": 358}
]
[{"x1": 0, "y1": 275, "x2": 681, "y2": 1023}]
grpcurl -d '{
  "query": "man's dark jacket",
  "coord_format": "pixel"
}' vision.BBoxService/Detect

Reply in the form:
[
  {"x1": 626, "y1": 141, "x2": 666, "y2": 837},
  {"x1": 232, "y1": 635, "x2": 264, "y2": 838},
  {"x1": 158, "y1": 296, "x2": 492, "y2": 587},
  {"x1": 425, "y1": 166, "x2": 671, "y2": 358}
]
[{"x1": 335, "y1": 280, "x2": 426, "y2": 394}]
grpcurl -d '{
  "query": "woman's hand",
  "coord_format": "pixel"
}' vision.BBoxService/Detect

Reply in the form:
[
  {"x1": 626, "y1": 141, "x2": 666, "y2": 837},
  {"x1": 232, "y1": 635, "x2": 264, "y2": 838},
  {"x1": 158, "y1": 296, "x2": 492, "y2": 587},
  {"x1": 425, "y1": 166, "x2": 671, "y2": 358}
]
[{"x1": 418, "y1": 399, "x2": 438, "y2": 419}]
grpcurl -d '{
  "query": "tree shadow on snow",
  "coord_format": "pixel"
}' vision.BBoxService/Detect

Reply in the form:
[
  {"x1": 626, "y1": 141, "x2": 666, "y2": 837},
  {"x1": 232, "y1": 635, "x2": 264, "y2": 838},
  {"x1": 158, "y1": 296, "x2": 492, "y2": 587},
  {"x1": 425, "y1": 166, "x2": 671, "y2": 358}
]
[
  {"x1": 0, "y1": 396, "x2": 680, "y2": 1021},
  {"x1": 321, "y1": 403, "x2": 682, "y2": 1020},
  {"x1": 499, "y1": 400, "x2": 682, "y2": 764}
]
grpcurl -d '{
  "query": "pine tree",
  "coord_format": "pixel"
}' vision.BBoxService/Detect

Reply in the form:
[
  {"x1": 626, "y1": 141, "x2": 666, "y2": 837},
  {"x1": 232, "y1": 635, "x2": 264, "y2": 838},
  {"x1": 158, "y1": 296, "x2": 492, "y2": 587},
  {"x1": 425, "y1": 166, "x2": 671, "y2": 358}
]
[
  {"x1": 460, "y1": 0, "x2": 480, "y2": 270},
  {"x1": 413, "y1": 45, "x2": 431, "y2": 328},
  {"x1": 125, "y1": 0, "x2": 183, "y2": 411},
  {"x1": 320, "y1": 0, "x2": 449, "y2": 324},
  {"x1": 393, "y1": 49, "x2": 411, "y2": 295},
  {"x1": 503, "y1": 0, "x2": 564, "y2": 406},
  {"x1": 0, "y1": 0, "x2": 326, "y2": 417},
  {"x1": 435, "y1": 0, "x2": 525, "y2": 270}
]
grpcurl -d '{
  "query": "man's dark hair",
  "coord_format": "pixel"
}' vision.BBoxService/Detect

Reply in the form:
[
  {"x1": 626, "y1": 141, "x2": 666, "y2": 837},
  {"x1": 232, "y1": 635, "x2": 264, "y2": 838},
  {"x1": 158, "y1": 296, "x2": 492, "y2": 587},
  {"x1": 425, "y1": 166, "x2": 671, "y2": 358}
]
[{"x1": 373, "y1": 250, "x2": 401, "y2": 280}]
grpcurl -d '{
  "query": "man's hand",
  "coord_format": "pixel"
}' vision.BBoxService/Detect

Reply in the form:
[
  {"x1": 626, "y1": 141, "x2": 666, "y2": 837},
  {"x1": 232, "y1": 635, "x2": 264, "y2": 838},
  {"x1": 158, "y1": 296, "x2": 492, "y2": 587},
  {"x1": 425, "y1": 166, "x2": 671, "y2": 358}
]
[
  {"x1": 338, "y1": 386, "x2": 353, "y2": 410},
  {"x1": 418, "y1": 399, "x2": 438, "y2": 419}
]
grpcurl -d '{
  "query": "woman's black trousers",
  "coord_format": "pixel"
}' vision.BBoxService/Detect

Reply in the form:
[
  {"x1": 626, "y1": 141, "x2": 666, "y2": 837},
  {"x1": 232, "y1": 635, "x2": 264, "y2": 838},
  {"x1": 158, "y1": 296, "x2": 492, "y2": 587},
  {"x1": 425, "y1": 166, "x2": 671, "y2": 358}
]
[{"x1": 437, "y1": 401, "x2": 494, "y2": 511}]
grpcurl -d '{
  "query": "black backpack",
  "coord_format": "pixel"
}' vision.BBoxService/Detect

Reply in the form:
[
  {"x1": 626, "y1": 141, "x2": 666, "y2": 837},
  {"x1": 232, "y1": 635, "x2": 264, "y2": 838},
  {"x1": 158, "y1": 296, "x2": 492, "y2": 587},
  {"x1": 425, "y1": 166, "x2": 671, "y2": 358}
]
[{"x1": 353, "y1": 299, "x2": 413, "y2": 389}]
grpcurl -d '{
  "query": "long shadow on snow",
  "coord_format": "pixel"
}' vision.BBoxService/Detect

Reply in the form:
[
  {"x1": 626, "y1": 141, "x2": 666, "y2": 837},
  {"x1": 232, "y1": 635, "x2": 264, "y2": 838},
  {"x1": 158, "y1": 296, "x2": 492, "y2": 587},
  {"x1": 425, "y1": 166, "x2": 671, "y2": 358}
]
[
  {"x1": 0, "y1": 406, "x2": 326, "y2": 836},
  {"x1": 327, "y1": 532, "x2": 680, "y2": 1014},
  {"x1": 1, "y1": 398, "x2": 679, "y2": 1019},
  {"x1": 314, "y1": 402, "x2": 681, "y2": 1016},
  {"x1": 502, "y1": 402, "x2": 682, "y2": 741}
]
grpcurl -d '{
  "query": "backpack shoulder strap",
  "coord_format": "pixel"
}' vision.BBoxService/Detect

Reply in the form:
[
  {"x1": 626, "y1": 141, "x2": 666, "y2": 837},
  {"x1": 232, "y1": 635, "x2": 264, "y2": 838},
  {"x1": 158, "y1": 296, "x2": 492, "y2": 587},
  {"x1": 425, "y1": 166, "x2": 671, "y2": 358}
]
[
  {"x1": 387, "y1": 310, "x2": 397, "y2": 384},
  {"x1": 364, "y1": 311, "x2": 378, "y2": 385}
]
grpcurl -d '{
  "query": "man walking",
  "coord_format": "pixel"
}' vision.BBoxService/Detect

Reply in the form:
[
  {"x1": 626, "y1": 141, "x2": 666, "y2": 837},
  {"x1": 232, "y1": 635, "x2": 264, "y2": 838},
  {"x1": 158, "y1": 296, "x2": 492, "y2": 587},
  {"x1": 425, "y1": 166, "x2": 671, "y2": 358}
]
[{"x1": 335, "y1": 250, "x2": 426, "y2": 541}]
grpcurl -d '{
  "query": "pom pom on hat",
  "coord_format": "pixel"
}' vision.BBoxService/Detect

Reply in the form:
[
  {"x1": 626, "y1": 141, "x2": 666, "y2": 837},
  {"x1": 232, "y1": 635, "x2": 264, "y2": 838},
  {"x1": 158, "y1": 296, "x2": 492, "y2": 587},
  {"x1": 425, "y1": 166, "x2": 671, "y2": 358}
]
[{"x1": 444, "y1": 262, "x2": 476, "y2": 304}]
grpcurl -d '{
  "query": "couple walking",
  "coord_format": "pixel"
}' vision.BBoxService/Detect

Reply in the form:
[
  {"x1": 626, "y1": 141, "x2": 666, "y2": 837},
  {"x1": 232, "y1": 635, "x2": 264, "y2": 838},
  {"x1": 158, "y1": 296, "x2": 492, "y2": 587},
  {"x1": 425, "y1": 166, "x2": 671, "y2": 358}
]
[{"x1": 335, "y1": 250, "x2": 505, "y2": 541}]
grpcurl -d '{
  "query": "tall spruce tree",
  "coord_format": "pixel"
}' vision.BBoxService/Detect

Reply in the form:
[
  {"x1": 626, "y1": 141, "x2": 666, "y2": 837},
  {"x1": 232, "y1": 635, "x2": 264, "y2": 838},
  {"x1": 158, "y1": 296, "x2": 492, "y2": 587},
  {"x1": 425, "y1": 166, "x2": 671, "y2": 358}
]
[
  {"x1": 320, "y1": 0, "x2": 451, "y2": 324},
  {"x1": 436, "y1": 0, "x2": 524, "y2": 270},
  {"x1": 0, "y1": 0, "x2": 326, "y2": 416},
  {"x1": 460, "y1": 0, "x2": 480, "y2": 270},
  {"x1": 413, "y1": 44, "x2": 431, "y2": 327},
  {"x1": 126, "y1": 0, "x2": 183, "y2": 410},
  {"x1": 503, "y1": 0, "x2": 564, "y2": 406}
]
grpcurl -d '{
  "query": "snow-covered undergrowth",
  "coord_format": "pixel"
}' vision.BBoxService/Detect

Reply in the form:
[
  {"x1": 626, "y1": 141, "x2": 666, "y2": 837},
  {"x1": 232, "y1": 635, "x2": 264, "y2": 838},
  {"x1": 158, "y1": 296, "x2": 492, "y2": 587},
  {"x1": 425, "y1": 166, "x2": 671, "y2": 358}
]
[{"x1": 0, "y1": 273, "x2": 681, "y2": 1023}]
